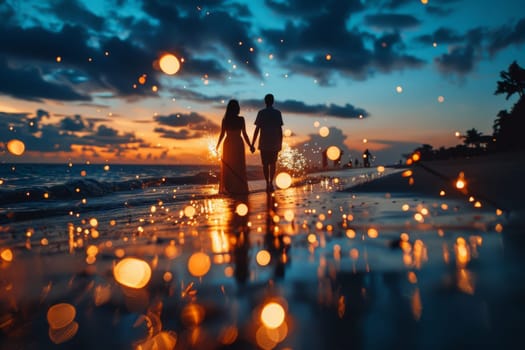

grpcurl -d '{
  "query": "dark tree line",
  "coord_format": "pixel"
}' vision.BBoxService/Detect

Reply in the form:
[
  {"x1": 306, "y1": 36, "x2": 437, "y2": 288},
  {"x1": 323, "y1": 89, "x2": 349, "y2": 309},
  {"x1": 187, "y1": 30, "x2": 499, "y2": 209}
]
[{"x1": 408, "y1": 61, "x2": 525, "y2": 161}]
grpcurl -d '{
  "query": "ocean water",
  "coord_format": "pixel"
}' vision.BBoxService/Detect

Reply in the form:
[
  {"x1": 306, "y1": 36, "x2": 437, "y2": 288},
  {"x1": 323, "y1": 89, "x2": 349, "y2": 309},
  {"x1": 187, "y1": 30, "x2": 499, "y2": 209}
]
[{"x1": 0, "y1": 163, "x2": 384, "y2": 243}]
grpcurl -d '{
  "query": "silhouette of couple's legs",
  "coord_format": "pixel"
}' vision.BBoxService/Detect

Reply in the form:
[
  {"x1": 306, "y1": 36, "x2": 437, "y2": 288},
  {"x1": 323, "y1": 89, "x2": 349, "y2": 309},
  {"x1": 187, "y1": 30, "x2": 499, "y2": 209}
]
[
  {"x1": 261, "y1": 150, "x2": 278, "y2": 191},
  {"x1": 262, "y1": 162, "x2": 276, "y2": 191}
]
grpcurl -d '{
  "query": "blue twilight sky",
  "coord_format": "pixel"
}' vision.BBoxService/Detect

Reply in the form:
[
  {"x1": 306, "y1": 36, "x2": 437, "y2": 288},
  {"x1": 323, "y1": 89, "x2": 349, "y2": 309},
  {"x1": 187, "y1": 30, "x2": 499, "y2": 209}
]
[{"x1": 0, "y1": 0, "x2": 523, "y2": 166}]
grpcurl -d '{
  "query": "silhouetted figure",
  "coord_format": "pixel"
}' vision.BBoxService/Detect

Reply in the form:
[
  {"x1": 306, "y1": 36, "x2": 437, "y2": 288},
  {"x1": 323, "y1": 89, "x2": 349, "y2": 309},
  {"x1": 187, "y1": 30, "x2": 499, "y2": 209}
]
[
  {"x1": 216, "y1": 100, "x2": 253, "y2": 195},
  {"x1": 362, "y1": 148, "x2": 372, "y2": 168},
  {"x1": 322, "y1": 149, "x2": 328, "y2": 169},
  {"x1": 251, "y1": 94, "x2": 283, "y2": 192}
]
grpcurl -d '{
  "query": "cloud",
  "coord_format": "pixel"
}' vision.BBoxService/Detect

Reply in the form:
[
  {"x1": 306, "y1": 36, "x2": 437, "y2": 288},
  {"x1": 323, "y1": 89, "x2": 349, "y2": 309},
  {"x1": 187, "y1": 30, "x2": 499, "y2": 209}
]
[
  {"x1": 261, "y1": 3, "x2": 425, "y2": 82},
  {"x1": 414, "y1": 27, "x2": 464, "y2": 45},
  {"x1": 435, "y1": 45, "x2": 475, "y2": 75},
  {"x1": 61, "y1": 115, "x2": 87, "y2": 132},
  {"x1": 488, "y1": 17, "x2": 525, "y2": 54},
  {"x1": 242, "y1": 98, "x2": 369, "y2": 119},
  {"x1": 364, "y1": 13, "x2": 420, "y2": 30},
  {"x1": 0, "y1": 111, "x2": 143, "y2": 154},
  {"x1": 0, "y1": 56, "x2": 91, "y2": 102},
  {"x1": 153, "y1": 112, "x2": 220, "y2": 139}
]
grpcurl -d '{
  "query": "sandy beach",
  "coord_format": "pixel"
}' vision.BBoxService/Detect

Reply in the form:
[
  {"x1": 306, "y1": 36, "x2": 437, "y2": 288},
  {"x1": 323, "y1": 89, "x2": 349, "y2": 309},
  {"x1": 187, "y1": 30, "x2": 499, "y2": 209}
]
[{"x1": 1, "y1": 152, "x2": 525, "y2": 349}]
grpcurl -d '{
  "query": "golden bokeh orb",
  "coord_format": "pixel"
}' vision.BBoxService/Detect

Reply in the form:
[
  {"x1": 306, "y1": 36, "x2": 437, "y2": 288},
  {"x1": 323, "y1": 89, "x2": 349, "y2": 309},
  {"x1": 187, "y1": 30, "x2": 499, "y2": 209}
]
[
  {"x1": 113, "y1": 257, "x2": 152, "y2": 289},
  {"x1": 326, "y1": 146, "x2": 341, "y2": 161},
  {"x1": 319, "y1": 126, "x2": 330, "y2": 137},
  {"x1": 7, "y1": 139, "x2": 25, "y2": 156},
  {"x1": 275, "y1": 172, "x2": 292, "y2": 189},
  {"x1": 159, "y1": 54, "x2": 181, "y2": 75},
  {"x1": 1, "y1": 248, "x2": 14, "y2": 262},
  {"x1": 260, "y1": 302, "x2": 285, "y2": 329},
  {"x1": 235, "y1": 203, "x2": 249, "y2": 216},
  {"x1": 188, "y1": 252, "x2": 211, "y2": 277},
  {"x1": 256, "y1": 250, "x2": 271, "y2": 266}
]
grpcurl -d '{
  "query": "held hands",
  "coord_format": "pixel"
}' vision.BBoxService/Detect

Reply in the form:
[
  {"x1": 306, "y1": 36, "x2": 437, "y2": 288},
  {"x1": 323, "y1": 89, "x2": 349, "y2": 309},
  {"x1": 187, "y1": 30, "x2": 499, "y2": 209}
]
[{"x1": 249, "y1": 144, "x2": 255, "y2": 154}]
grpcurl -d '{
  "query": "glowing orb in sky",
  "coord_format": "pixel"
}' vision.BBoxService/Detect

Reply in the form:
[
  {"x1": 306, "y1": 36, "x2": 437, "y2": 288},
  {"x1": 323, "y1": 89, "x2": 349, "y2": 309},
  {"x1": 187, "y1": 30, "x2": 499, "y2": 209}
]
[
  {"x1": 7, "y1": 139, "x2": 25, "y2": 156},
  {"x1": 275, "y1": 172, "x2": 292, "y2": 189},
  {"x1": 159, "y1": 54, "x2": 181, "y2": 75},
  {"x1": 319, "y1": 126, "x2": 329, "y2": 137},
  {"x1": 396, "y1": 85, "x2": 403, "y2": 93},
  {"x1": 188, "y1": 252, "x2": 211, "y2": 277},
  {"x1": 326, "y1": 146, "x2": 341, "y2": 160},
  {"x1": 113, "y1": 257, "x2": 152, "y2": 289},
  {"x1": 260, "y1": 302, "x2": 285, "y2": 329}
]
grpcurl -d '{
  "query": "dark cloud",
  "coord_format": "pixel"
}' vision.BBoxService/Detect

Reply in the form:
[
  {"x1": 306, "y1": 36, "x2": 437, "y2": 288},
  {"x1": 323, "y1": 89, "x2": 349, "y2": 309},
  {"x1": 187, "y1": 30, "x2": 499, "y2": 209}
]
[
  {"x1": 60, "y1": 115, "x2": 87, "y2": 132},
  {"x1": 0, "y1": 0, "x2": 521, "y2": 111},
  {"x1": 364, "y1": 13, "x2": 420, "y2": 30},
  {"x1": 414, "y1": 27, "x2": 464, "y2": 45},
  {"x1": 0, "y1": 56, "x2": 91, "y2": 102},
  {"x1": 47, "y1": 0, "x2": 105, "y2": 31},
  {"x1": 429, "y1": 28, "x2": 485, "y2": 76},
  {"x1": 153, "y1": 112, "x2": 220, "y2": 139},
  {"x1": 242, "y1": 99, "x2": 369, "y2": 119},
  {"x1": 154, "y1": 112, "x2": 208, "y2": 128},
  {"x1": 262, "y1": 2, "x2": 425, "y2": 82},
  {"x1": 488, "y1": 17, "x2": 525, "y2": 54},
  {"x1": 153, "y1": 127, "x2": 197, "y2": 140},
  {"x1": 265, "y1": 0, "x2": 363, "y2": 16},
  {"x1": 435, "y1": 45, "x2": 475, "y2": 75},
  {"x1": 0, "y1": 111, "x2": 143, "y2": 154},
  {"x1": 140, "y1": 1, "x2": 260, "y2": 76}
]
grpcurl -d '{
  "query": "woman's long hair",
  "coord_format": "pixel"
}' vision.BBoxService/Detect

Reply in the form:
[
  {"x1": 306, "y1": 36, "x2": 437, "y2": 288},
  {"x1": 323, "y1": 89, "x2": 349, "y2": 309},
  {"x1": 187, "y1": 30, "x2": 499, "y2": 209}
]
[{"x1": 224, "y1": 99, "x2": 240, "y2": 123}]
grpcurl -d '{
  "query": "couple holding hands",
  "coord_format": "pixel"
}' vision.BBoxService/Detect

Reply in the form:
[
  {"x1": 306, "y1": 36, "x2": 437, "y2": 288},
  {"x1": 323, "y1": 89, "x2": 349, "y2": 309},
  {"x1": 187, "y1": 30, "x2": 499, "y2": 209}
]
[{"x1": 216, "y1": 93, "x2": 283, "y2": 195}]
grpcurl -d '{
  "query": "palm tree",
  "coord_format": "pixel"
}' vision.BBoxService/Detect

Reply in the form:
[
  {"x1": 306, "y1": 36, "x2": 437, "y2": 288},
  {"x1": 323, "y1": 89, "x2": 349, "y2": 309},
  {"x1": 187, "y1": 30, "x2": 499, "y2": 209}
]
[
  {"x1": 495, "y1": 61, "x2": 525, "y2": 100},
  {"x1": 493, "y1": 61, "x2": 525, "y2": 150},
  {"x1": 462, "y1": 128, "x2": 483, "y2": 148}
]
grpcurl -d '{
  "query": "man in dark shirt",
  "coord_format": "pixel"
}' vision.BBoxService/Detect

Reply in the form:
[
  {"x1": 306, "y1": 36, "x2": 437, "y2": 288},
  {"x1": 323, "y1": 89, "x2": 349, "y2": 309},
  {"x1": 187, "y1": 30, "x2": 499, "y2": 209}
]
[{"x1": 251, "y1": 94, "x2": 284, "y2": 192}]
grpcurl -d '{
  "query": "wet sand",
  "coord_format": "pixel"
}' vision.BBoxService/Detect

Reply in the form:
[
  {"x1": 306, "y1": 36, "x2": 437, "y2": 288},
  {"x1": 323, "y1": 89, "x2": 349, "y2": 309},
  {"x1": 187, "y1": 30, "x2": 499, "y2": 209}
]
[{"x1": 1, "y1": 153, "x2": 525, "y2": 349}]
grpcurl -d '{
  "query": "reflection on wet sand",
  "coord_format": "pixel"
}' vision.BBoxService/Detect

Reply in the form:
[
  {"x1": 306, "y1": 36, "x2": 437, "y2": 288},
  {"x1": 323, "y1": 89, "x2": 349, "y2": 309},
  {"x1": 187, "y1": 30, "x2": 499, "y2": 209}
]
[{"x1": 1, "y1": 166, "x2": 524, "y2": 349}]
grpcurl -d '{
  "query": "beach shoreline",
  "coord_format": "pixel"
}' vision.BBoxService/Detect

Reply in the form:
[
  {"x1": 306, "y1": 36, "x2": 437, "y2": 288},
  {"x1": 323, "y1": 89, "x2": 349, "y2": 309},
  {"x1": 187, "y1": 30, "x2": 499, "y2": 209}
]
[{"x1": 1, "y1": 152, "x2": 524, "y2": 349}]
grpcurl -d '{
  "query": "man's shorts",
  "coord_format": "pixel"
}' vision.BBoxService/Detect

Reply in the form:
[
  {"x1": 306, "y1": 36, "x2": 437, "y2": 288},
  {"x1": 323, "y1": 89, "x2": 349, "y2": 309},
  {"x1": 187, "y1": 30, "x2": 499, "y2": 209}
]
[{"x1": 260, "y1": 150, "x2": 279, "y2": 166}]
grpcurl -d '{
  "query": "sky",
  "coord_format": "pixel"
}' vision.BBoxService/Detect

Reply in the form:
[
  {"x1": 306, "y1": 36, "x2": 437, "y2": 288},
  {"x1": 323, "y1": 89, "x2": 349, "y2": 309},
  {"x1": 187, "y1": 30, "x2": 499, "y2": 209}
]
[{"x1": 0, "y1": 0, "x2": 523, "y2": 167}]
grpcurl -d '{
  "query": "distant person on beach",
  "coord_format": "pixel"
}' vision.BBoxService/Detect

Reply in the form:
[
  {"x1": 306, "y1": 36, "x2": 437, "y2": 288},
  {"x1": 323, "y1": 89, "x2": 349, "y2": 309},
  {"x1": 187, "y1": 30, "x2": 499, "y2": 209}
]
[
  {"x1": 216, "y1": 99, "x2": 253, "y2": 195},
  {"x1": 251, "y1": 93, "x2": 284, "y2": 192},
  {"x1": 362, "y1": 148, "x2": 372, "y2": 168}
]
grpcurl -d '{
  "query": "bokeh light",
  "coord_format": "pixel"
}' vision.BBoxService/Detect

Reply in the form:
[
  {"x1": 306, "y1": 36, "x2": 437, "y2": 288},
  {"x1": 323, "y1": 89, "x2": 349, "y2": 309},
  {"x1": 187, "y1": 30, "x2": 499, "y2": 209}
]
[
  {"x1": 159, "y1": 53, "x2": 181, "y2": 75},
  {"x1": 47, "y1": 303, "x2": 76, "y2": 330},
  {"x1": 235, "y1": 203, "x2": 249, "y2": 216},
  {"x1": 326, "y1": 146, "x2": 341, "y2": 161},
  {"x1": 319, "y1": 126, "x2": 330, "y2": 137},
  {"x1": 0, "y1": 248, "x2": 13, "y2": 262},
  {"x1": 113, "y1": 257, "x2": 152, "y2": 289},
  {"x1": 7, "y1": 139, "x2": 25, "y2": 156},
  {"x1": 275, "y1": 172, "x2": 292, "y2": 189},
  {"x1": 188, "y1": 252, "x2": 211, "y2": 277},
  {"x1": 260, "y1": 302, "x2": 285, "y2": 329},
  {"x1": 256, "y1": 250, "x2": 271, "y2": 266}
]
